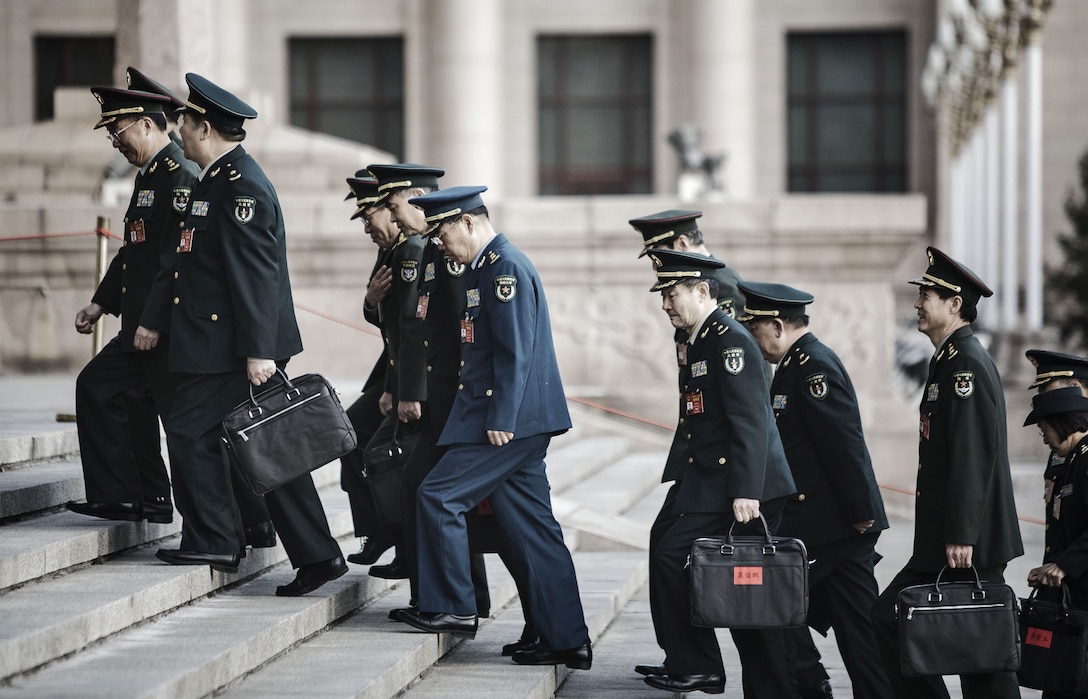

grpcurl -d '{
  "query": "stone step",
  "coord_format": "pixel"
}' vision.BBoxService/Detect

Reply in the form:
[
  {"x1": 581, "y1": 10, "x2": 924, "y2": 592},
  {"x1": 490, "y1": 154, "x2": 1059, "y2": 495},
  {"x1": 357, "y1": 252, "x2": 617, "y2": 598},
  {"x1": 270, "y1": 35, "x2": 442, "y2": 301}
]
[
  {"x1": 219, "y1": 556, "x2": 518, "y2": 698},
  {"x1": 545, "y1": 435, "x2": 632, "y2": 494},
  {"x1": 0, "y1": 456, "x2": 84, "y2": 520},
  {"x1": 0, "y1": 423, "x2": 78, "y2": 469}
]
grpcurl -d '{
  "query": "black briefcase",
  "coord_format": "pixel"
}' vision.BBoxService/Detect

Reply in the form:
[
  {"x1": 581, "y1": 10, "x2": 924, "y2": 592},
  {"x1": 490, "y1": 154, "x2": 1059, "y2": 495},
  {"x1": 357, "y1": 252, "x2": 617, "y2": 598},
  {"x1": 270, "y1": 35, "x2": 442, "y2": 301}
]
[
  {"x1": 689, "y1": 514, "x2": 809, "y2": 628},
  {"x1": 222, "y1": 370, "x2": 357, "y2": 494},
  {"x1": 363, "y1": 426, "x2": 418, "y2": 531},
  {"x1": 1018, "y1": 584, "x2": 1088, "y2": 693},
  {"x1": 896, "y1": 566, "x2": 1020, "y2": 676}
]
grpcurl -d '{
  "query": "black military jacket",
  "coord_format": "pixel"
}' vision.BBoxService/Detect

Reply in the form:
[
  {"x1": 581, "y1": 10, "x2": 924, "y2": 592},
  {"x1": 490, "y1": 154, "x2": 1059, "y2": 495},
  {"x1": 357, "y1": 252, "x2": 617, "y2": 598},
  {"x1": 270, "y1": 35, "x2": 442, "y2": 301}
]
[
  {"x1": 913, "y1": 325, "x2": 1023, "y2": 571},
  {"x1": 404, "y1": 243, "x2": 470, "y2": 403},
  {"x1": 168, "y1": 146, "x2": 303, "y2": 374},
  {"x1": 376, "y1": 234, "x2": 426, "y2": 402},
  {"x1": 664, "y1": 308, "x2": 796, "y2": 513},
  {"x1": 93, "y1": 140, "x2": 196, "y2": 348},
  {"x1": 771, "y1": 332, "x2": 888, "y2": 546},
  {"x1": 361, "y1": 248, "x2": 394, "y2": 394},
  {"x1": 1042, "y1": 435, "x2": 1088, "y2": 605},
  {"x1": 709, "y1": 255, "x2": 745, "y2": 320}
]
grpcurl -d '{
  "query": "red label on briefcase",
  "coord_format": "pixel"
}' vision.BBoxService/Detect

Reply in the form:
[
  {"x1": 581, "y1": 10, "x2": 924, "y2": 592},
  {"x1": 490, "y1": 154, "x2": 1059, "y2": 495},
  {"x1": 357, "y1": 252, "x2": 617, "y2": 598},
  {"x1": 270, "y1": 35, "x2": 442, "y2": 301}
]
[
  {"x1": 1025, "y1": 627, "x2": 1053, "y2": 648},
  {"x1": 734, "y1": 566, "x2": 763, "y2": 585}
]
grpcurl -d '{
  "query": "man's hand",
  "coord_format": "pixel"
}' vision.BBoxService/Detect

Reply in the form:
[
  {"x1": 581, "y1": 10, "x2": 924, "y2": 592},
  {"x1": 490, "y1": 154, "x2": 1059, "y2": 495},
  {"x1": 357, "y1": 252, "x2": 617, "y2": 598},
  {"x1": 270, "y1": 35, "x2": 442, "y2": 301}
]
[
  {"x1": 75, "y1": 303, "x2": 104, "y2": 334},
  {"x1": 364, "y1": 266, "x2": 393, "y2": 307},
  {"x1": 379, "y1": 391, "x2": 393, "y2": 416},
  {"x1": 133, "y1": 326, "x2": 159, "y2": 351},
  {"x1": 1027, "y1": 562, "x2": 1066, "y2": 587},
  {"x1": 732, "y1": 498, "x2": 760, "y2": 524},
  {"x1": 246, "y1": 358, "x2": 276, "y2": 386},
  {"x1": 852, "y1": 520, "x2": 875, "y2": 535},
  {"x1": 945, "y1": 543, "x2": 974, "y2": 569},
  {"x1": 398, "y1": 400, "x2": 421, "y2": 423},
  {"x1": 487, "y1": 430, "x2": 513, "y2": 446}
]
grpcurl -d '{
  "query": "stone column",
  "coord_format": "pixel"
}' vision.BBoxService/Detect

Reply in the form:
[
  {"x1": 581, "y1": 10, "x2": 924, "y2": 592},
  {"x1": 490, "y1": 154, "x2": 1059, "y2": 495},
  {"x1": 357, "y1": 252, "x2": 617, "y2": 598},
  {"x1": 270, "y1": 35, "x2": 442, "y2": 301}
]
[
  {"x1": 0, "y1": 0, "x2": 33, "y2": 126},
  {"x1": 114, "y1": 0, "x2": 218, "y2": 97},
  {"x1": 678, "y1": 0, "x2": 755, "y2": 198},
  {"x1": 420, "y1": 0, "x2": 503, "y2": 196}
]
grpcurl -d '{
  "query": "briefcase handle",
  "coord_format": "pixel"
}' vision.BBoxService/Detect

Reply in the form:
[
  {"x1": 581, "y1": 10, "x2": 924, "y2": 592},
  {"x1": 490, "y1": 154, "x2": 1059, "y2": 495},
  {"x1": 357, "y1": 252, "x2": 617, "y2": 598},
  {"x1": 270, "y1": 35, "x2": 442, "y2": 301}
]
[
  {"x1": 722, "y1": 513, "x2": 777, "y2": 555},
  {"x1": 1024, "y1": 580, "x2": 1075, "y2": 613},
  {"x1": 930, "y1": 565, "x2": 987, "y2": 602},
  {"x1": 244, "y1": 368, "x2": 299, "y2": 419}
]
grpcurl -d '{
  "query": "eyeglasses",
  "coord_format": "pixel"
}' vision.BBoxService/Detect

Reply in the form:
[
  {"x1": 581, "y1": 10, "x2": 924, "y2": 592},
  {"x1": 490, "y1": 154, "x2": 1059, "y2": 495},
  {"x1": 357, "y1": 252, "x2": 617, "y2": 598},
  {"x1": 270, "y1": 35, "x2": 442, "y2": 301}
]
[{"x1": 106, "y1": 120, "x2": 138, "y2": 145}]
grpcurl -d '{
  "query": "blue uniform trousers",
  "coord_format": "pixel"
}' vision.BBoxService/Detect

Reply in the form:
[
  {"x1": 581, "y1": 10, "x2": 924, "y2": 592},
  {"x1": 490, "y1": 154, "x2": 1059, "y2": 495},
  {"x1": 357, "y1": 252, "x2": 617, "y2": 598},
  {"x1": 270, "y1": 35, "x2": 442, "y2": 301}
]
[{"x1": 416, "y1": 433, "x2": 589, "y2": 651}]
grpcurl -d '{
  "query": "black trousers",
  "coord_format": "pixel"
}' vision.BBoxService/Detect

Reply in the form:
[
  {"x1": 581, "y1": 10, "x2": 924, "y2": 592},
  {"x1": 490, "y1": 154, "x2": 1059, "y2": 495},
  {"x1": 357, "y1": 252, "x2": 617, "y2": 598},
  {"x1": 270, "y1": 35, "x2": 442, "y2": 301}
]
[
  {"x1": 166, "y1": 370, "x2": 340, "y2": 566},
  {"x1": 75, "y1": 337, "x2": 173, "y2": 502},
  {"x1": 785, "y1": 532, "x2": 892, "y2": 699},
  {"x1": 339, "y1": 389, "x2": 390, "y2": 540},
  {"x1": 649, "y1": 487, "x2": 795, "y2": 698},
  {"x1": 871, "y1": 562, "x2": 1021, "y2": 699}
]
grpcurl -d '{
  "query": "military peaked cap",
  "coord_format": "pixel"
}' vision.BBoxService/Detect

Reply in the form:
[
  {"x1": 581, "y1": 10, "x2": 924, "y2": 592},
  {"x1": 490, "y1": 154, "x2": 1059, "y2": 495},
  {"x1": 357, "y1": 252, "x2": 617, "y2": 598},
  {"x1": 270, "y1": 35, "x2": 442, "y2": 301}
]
[
  {"x1": 368, "y1": 163, "x2": 445, "y2": 202},
  {"x1": 409, "y1": 185, "x2": 488, "y2": 235},
  {"x1": 908, "y1": 246, "x2": 993, "y2": 306},
  {"x1": 646, "y1": 249, "x2": 725, "y2": 292},
  {"x1": 347, "y1": 177, "x2": 381, "y2": 220},
  {"x1": 630, "y1": 209, "x2": 702, "y2": 256},
  {"x1": 1025, "y1": 349, "x2": 1088, "y2": 389},
  {"x1": 125, "y1": 67, "x2": 184, "y2": 110},
  {"x1": 178, "y1": 73, "x2": 258, "y2": 130},
  {"x1": 1024, "y1": 386, "x2": 1088, "y2": 426},
  {"x1": 736, "y1": 281, "x2": 814, "y2": 322},
  {"x1": 89, "y1": 86, "x2": 174, "y2": 130}
]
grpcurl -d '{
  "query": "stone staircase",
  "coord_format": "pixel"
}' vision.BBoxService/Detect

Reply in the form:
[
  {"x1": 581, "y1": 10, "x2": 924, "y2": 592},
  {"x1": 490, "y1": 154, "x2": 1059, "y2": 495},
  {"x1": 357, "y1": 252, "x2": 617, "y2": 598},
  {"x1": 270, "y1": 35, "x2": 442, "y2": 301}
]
[{"x1": 0, "y1": 381, "x2": 673, "y2": 698}]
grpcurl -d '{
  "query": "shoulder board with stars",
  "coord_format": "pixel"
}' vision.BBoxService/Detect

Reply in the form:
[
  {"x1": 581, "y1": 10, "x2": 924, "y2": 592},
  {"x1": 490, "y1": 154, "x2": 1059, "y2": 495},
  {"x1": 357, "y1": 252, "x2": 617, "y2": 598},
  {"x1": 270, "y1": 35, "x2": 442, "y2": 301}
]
[
  {"x1": 798, "y1": 352, "x2": 811, "y2": 365},
  {"x1": 487, "y1": 250, "x2": 502, "y2": 265},
  {"x1": 948, "y1": 344, "x2": 959, "y2": 358},
  {"x1": 228, "y1": 168, "x2": 241, "y2": 181},
  {"x1": 164, "y1": 156, "x2": 180, "y2": 172}
]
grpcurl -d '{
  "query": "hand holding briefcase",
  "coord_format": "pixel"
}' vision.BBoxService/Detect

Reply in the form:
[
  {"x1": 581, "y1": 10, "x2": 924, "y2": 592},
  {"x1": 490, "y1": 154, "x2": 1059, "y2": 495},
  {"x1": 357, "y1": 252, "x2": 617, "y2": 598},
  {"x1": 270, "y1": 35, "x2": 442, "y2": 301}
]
[
  {"x1": 222, "y1": 369, "x2": 357, "y2": 494},
  {"x1": 689, "y1": 514, "x2": 809, "y2": 629},
  {"x1": 1018, "y1": 583, "x2": 1088, "y2": 693}
]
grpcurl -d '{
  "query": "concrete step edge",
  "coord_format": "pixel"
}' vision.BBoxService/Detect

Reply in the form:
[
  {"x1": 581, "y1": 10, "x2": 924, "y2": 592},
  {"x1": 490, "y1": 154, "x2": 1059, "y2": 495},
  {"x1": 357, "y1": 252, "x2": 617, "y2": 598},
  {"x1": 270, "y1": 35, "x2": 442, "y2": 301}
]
[
  {"x1": 0, "y1": 458, "x2": 84, "y2": 520},
  {"x1": 0, "y1": 428, "x2": 79, "y2": 469}
]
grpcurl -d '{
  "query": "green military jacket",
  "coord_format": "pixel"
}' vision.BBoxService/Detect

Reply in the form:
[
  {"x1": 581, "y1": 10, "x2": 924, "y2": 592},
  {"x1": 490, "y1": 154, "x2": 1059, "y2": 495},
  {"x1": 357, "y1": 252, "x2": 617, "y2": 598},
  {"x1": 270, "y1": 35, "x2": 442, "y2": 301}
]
[
  {"x1": 664, "y1": 308, "x2": 796, "y2": 513},
  {"x1": 913, "y1": 325, "x2": 1024, "y2": 571}
]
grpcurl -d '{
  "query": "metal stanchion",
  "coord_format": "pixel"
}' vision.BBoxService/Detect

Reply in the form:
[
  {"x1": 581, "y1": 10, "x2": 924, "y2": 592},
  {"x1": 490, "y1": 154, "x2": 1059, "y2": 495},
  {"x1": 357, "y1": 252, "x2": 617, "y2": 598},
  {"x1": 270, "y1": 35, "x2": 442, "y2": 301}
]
[{"x1": 92, "y1": 216, "x2": 110, "y2": 356}]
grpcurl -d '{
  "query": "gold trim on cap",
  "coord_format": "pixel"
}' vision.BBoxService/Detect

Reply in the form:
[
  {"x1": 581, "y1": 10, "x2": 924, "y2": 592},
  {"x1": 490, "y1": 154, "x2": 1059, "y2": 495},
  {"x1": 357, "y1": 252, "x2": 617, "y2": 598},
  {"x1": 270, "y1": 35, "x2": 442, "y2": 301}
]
[
  {"x1": 655, "y1": 270, "x2": 703, "y2": 279},
  {"x1": 922, "y1": 273, "x2": 961, "y2": 294},
  {"x1": 100, "y1": 106, "x2": 147, "y2": 118},
  {"x1": 741, "y1": 307, "x2": 780, "y2": 318},
  {"x1": 184, "y1": 100, "x2": 207, "y2": 114},
  {"x1": 377, "y1": 179, "x2": 413, "y2": 192},
  {"x1": 641, "y1": 230, "x2": 675, "y2": 247},
  {"x1": 1034, "y1": 370, "x2": 1075, "y2": 382},
  {"x1": 425, "y1": 208, "x2": 461, "y2": 224}
]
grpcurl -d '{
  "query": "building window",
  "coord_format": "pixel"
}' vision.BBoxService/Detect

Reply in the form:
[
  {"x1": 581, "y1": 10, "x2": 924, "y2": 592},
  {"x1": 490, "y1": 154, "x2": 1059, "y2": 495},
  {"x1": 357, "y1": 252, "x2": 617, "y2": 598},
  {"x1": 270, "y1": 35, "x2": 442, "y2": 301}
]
[
  {"x1": 34, "y1": 36, "x2": 115, "y2": 121},
  {"x1": 288, "y1": 37, "x2": 404, "y2": 157},
  {"x1": 538, "y1": 35, "x2": 653, "y2": 195},
  {"x1": 787, "y1": 31, "x2": 907, "y2": 193}
]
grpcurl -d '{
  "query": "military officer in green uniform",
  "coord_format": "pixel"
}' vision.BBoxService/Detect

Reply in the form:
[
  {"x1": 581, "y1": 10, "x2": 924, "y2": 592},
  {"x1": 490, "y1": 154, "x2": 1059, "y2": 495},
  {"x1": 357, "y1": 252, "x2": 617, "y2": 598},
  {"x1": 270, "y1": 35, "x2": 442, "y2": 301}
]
[
  {"x1": 740, "y1": 280, "x2": 891, "y2": 699},
  {"x1": 339, "y1": 176, "x2": 398, "y2": 566},
  {"x1": 871, "y1": 246, "x2": 1023, "y2": 699},
  {"x1": 630, "y1": 209, "x2": 745, "y2": 318},
  {"x1": 638, "y1": 250, "x2": 797, "y2": 697},
  {"x1": 67, "y1": 78, "x2": 198, "y2": 525},
  {"x1": 157, "y1": 73, "x2": 345, "y2": 595}
]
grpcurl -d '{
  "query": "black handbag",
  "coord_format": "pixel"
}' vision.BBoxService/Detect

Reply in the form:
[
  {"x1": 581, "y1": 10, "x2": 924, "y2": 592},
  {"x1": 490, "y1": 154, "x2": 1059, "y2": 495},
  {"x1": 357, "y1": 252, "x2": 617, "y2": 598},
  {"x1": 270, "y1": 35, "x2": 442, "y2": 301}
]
[
  {"x1": 1018, "y1": 583, "x2": 1088, "y2": 694},
  {"x1": 895, "y1": 565, "x2": 1020, "y2": 677},
  {"x1": 363, "y1": 425, "x2": 418, "y2": 531},
  {"x1": 689, "y1": 514, "x2": 809, "y2": 629},
  {"x1": 222, "y1": 370, "x2": 357, "y2": 494}
]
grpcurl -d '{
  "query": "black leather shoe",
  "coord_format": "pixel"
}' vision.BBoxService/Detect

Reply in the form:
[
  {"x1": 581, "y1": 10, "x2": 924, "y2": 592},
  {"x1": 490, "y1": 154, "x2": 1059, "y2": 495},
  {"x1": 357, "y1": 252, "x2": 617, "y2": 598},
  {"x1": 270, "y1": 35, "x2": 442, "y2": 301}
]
[
  {"x1": 511, "y1": 642, "x2": 592, "y2": 670},
  {"x1": 155, "y1": 548, "x2": 240, "y2": 574},
  {"x1": 388, "y1": 605, "x2": 417, "y2": 622},
  {"x1": 275, "y1": 555, "x2": 349, "y2": 597},
  {"x1": 244, "y1": 521, "x2": 277, "y2": 549},
  {"x1": 368, "y1": 558, "x2": 409, "y2": 579},
  {"x1": 142, "y1": 497, "x2": 173, "y2": 524},
  {"x1": 347, "y1": 537, "x2": 393, "y2": 565},
  {"x1": 502, "y1": 636, "x2": 540, "y2": 657},
  {"x1": 399, "y1": 609, "x2": 478, "y2": 639},
  {"x1": 635, "y1": 663, "x2": 667, "y2": 676},
  {"x1": 66, "y1": 500, "x2": 142, "y2": 522},
  {"x1": 800, "y1": 679, "x2": 834, "y2": 699},
  {"x1": 644, "y1": 674, "x2": 725, "y2": 695}
]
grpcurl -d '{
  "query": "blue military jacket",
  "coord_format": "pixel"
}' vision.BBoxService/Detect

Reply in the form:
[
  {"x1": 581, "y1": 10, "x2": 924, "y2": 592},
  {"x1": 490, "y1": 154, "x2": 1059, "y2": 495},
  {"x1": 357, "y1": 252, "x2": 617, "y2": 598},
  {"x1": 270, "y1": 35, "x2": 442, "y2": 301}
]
[
  {"x1": 771, "y1": 332, "x2": 888, "y2": 545},
  {"x1": 664, "y1": 308, "x2": 795, "y2": 513},
  {"x1": 438, "y1": 234, "x2": 572, "y2": 445},
  {"x1": 913, "y1": 325, "x2": 1023, "y2": 571},
  {"x1": 168, "y1": 146, "x2": 303, "y2": 374},
  {"x1": 93, "y1": 140, "x2": 197, "y2": 348}
]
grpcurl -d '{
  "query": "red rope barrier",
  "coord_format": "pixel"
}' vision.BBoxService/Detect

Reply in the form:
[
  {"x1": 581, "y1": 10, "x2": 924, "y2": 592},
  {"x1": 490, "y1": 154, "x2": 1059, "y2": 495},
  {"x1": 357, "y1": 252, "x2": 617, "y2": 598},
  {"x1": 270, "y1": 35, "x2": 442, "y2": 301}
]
[
  {"x1": 0, "y1": 229, "x2": 124, "y2": 242},
  {"x1": 293, "y1": 301, "x2": 381, "y2": 338}
]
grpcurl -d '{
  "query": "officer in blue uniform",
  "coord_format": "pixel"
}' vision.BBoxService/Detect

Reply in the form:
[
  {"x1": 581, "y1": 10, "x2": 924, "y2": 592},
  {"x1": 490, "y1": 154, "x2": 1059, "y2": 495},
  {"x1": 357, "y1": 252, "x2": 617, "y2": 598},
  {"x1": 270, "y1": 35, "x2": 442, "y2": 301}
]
[
  {"x1": 339, "y1": 176, "x2": 398, "y2": 566},
  {"x1": 630, "y1": 209, "x2": 745, "y2": 318},
  {"x1": 67, "y1": 79, "x2": 197, "y2": 525},
  {"x1": 739, "y1": 280, "x2": 891, "y2": 699},
  {"x1": 639, "y1": 250, "x2": 797, "y2": 697},
  {"x1": 399, "y1": 186, "x2": 592, "y2": 670},
  {"x1": 871, "y1": 246, "x2": 1023, "y2": 699},
  {"x1": 157, "y1": 73, "x2": 345, "y2": 595}
]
